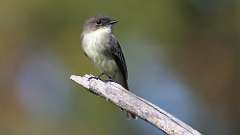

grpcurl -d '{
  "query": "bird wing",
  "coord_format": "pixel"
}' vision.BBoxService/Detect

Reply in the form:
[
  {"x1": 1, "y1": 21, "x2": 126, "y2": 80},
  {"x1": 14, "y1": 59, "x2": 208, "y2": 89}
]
[{"x1": 108, "y1": 35, "x2": 128, "y2": 80}]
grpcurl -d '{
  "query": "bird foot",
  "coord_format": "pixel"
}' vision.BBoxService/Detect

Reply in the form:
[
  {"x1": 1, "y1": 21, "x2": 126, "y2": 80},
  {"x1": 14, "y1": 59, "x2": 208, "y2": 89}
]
[{"x1": 88, "y1": 76, "x2": 100, "y2": 81}]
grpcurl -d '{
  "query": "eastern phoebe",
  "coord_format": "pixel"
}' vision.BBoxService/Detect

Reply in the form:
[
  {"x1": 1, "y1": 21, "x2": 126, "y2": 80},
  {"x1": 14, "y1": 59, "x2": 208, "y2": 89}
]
[{"x1": 81, "y1": 15, "x2": 136, "y2": 119}]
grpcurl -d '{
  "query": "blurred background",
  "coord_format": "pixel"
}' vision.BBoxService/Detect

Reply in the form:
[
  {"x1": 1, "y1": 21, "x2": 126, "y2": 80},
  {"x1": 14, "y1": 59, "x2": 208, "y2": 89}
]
[{"x1": 0, "y1": 0, "x2": 239, "y2": 135}]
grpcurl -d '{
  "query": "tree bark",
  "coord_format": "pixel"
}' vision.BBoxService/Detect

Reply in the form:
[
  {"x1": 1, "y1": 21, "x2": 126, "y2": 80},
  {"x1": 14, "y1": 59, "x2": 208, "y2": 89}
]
[{"x1": 70, "y1": 74, "x2": 202, "y2": 135}]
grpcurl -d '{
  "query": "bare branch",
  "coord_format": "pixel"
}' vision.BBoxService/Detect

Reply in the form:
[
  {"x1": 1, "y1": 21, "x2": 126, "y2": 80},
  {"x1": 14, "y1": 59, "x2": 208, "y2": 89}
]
[{"x1": 70, "y1": 74, "x2": 202, "y2": 135}]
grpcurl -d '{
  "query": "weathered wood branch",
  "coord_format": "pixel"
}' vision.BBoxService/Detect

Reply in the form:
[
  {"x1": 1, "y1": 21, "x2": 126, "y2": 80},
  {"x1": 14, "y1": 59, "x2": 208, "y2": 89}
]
[{"x1": 70, "y1": 74, "x2": 202, "y2": 135}]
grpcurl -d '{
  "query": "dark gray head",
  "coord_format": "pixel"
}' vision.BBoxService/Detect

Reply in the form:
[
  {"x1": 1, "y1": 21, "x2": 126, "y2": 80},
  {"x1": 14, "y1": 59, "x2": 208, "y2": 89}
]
[{"x1": 83, "y1": 15, "x2": 118, "y2": 33}]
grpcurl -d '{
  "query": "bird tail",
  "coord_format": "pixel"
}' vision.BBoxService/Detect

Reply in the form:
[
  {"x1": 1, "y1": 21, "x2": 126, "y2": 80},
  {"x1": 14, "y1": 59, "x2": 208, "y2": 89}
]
[
  {"x1": 114, "y1": 73, "x2": 137, "y2": 119},
  {"x1": 127, "y1": 111, "x2": 137, "y2": 119},
  {"x1": 124, "y1": 81, "x2": 137, "y2": 120}
]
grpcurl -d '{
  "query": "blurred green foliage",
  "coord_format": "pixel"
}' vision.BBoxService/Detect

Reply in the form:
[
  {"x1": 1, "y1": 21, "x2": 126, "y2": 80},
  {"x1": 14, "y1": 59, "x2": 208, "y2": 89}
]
[{"x1": 0, "y1": 0, "x2": 239, "y2": 135}]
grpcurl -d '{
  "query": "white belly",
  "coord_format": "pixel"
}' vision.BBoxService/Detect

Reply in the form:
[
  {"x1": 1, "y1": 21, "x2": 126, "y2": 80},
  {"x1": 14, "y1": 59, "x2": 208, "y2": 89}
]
[{"x1": 82, "y1": 27, "x2": 118, "y2": 74}]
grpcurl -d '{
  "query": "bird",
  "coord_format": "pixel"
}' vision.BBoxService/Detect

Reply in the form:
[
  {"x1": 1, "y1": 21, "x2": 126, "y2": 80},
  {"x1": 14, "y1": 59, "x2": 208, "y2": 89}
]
[{"x1": 81, "y1": 15, "x2": 136, "y2": 119}]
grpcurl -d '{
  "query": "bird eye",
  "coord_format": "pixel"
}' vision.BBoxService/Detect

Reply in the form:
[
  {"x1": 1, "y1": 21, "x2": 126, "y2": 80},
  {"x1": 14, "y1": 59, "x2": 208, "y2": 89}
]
[{"x1": 96, "y1": 20, "x2": 102, "y2": 25}]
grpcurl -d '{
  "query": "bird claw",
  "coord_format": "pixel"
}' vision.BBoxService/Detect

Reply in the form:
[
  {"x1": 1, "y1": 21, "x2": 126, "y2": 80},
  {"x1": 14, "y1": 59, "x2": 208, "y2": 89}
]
[
  {"x1": 104, "y1": 78, "x2": 114, "y2": 83},
  {"x1": 88, "y1": 76, "x2": 99, "y2": 81},
  {"x1": 88, "y1": 73, "x2": 114, "y2": 83},
  {"x1": 88, "y1": 73, "x2": 106, "y2": 81}
]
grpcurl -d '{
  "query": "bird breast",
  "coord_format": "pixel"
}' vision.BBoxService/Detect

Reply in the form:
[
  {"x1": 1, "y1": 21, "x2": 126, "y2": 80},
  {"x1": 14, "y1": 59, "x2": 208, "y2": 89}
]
[
  {"x1": 82, "y1": 27, "x2": 111, "y2": 57},
  {"x1": 82, "y1": 27, "x2": 118, "y2": 73}
]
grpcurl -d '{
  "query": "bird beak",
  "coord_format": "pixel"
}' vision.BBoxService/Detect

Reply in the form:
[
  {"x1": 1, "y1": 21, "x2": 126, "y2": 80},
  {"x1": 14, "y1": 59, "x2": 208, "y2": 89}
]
[{"x1": 110, "y1": 20, "x2": 118, "y2": 25}]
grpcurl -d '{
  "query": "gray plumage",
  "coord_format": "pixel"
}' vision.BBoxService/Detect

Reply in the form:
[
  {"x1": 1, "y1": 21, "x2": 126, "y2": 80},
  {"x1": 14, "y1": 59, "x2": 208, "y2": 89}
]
[
  {"x1": 108, "y1": 35, "x2": 128, "y2": 89},
  {"x1": 81, "y1": 15, "x2": 135, "y2": 119}
]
